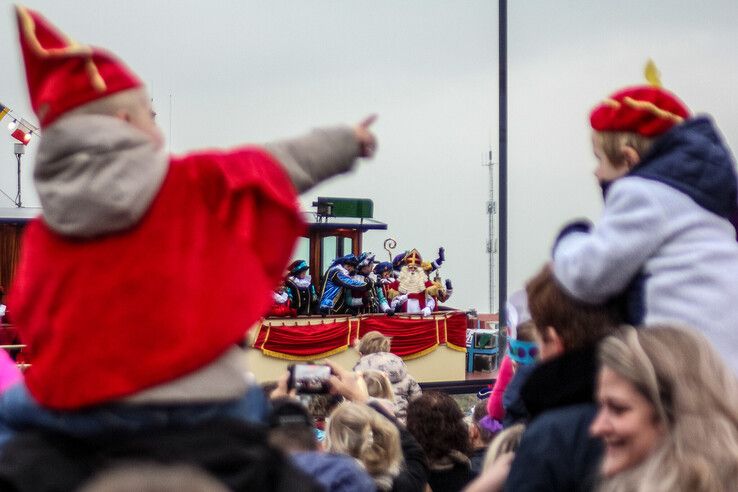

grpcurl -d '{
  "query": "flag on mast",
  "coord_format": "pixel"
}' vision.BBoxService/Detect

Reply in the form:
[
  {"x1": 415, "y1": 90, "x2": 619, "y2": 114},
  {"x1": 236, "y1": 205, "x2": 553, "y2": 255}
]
[{"x1": 11, "y1": 119, "x2": 32, "y2": 145}]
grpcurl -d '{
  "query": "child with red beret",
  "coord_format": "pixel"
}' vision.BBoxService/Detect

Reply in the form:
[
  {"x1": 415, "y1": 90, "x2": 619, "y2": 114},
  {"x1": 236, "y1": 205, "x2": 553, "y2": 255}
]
[
  {"x1": 0, "y1": 5, "x2": 377, "y2": 443},
  {"x1": 552, "y1": 62, "x2": 738, "y2": 373}
]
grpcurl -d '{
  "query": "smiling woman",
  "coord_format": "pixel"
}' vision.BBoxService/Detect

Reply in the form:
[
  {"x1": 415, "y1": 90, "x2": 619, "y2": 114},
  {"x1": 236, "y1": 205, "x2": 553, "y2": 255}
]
[{"x1": 591, "y1": 326, "x2": 738, "y2": 492}]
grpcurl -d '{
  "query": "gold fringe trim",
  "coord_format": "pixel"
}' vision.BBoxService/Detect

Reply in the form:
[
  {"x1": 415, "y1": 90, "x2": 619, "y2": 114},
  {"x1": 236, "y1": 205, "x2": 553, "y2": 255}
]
[
  {"x1": 622, "y1": 96, "x2": 684, "y2": 123},
  {"x1": 401, "y1": 344, "x2": 439, "y2": 360},
  {"x1": 259, "y1": 344, "x2": 349, "y2": 361},
  {"x1": 446, "y1": 342, "x2": 467, "y2": 353},
  {"x1": 251, "y1": 320, "x2": 264, "y2": 348},
  {"x1": 261, "y1": 324, "x2": 272, "y2": 348}
]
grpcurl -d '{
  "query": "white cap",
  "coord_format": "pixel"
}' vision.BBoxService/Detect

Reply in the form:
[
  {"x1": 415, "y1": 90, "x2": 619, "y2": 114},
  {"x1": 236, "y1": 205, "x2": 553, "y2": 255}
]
[{"x1": 505, "y1": 289, "x2": 531, "y2": 339}]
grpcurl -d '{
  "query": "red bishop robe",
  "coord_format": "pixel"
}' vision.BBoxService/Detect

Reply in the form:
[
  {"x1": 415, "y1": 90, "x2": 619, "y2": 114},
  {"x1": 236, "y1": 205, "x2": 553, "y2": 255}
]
[
  {"x1": 9, "y1": 148, "x2": 303, "y2": 409},
  {"x1": 388, "y1": 279, "x2": 434, "y2": 312}
]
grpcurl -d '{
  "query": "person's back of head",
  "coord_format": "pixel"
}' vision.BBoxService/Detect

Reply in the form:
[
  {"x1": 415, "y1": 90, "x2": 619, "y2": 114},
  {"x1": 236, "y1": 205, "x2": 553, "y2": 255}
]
[
  {"x1": 326, "y1": 401, "x2": 401, "y2": 491},
  {"x1": 357, "y1": 331, "x2": 391, "y2": 355},
  {"x1": 406, "y1": 391, "x2": 471, "y2": 462},
  {"x1": 78, "y1": 464, "x2": 229, "y2": 492},
  {"x1": 526, "y1": 264, "x2": 622, "y2": 358},
  {"x1": 483, "y1": 423, "x2": 525, "y2": 472},
  {"x1": 589, "y1": 61, "x2": 691, "y2": 185},
  {"x1": 268, "y1": 397, "x2": 318, "y2": 453},
  {"x1": 362, "y1": 370, "x2": 395, "y2": 401},
  {"x1": 594, "y1": 325, "x2": 738, "y2": 491},
  {"x1": 471, "y1": 400, "x2": 496, "y2": 446}
]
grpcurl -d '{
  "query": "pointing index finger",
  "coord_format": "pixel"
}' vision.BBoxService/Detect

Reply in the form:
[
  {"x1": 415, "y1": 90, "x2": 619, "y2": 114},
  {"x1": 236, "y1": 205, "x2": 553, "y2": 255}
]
[{"x1": 359, "y1": 114, "x2": 378, "y2": 129}]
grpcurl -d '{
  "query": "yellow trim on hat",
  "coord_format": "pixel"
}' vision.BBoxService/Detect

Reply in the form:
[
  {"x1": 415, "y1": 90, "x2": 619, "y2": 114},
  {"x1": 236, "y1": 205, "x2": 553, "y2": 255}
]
[
  {"x1": 17, "y1": 6, "x2": 93, "y2": 57},
  {"x1": 17, "y1": 6, "x2": 107, "y2": 92},
  {"x1": 622, "y1": 96, "x2": 684, "y2": 123},
  {"x1": 602, "y1": 98, "x2": 621, "y2": 108}
]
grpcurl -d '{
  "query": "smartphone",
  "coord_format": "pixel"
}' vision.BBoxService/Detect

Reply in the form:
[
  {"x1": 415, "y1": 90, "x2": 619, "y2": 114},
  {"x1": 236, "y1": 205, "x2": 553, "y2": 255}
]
[{"x1": 288, "y1": 363, "x2": 332, "y2": 394}]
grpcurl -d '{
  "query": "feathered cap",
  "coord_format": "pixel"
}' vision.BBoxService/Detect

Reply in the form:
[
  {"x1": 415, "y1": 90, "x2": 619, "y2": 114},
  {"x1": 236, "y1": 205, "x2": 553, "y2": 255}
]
[
  {"x1": 590, "y1": 60, "x2": 690, "y2": 137},
  {"x1": 374, "y1": 261, "x2": 393, "y2": 276},
  {"x1": 287, "y1": 260, "x2": 310, "y2": 277},
  {"x1": 15, "y1": 6, "x2": 143, "y2": 127},
  {"x1": 356, "y1": 252, "x2": 376, "y2": 269},
  {"x1": 392, "y1": 251, "x2": 408, "y2": 271},
  {"x1": 333, "y1": 254, "x2": 359, "y2": 267}
]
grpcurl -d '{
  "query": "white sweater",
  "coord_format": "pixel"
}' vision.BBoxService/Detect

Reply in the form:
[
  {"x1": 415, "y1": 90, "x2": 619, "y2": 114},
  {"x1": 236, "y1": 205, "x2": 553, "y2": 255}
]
[{"x1": 554, "y1": 176, "x2": 738, "y2": 373}]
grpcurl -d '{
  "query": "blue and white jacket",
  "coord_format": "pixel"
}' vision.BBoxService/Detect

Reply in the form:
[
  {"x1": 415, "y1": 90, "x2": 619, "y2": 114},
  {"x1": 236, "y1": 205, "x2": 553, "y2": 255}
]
[
  {"x1": 319, "y1": 265, "x2": 367, "y2": 313},
  {"x1": 554, "y1": 116, "x2": 738, "y2": 372}
]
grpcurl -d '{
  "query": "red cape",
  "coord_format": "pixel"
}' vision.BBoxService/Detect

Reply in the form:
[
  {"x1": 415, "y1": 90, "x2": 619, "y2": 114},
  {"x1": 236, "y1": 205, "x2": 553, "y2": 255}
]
[{"x1": 9, "y1": 147, "x2": 303, "y2": 409}]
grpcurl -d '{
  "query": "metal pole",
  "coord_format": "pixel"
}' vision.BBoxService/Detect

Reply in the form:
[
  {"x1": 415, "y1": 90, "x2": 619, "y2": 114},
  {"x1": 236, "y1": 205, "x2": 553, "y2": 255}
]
[
  {"x1": 498, "y1": 0, "x2": 507, "y2": 320},
  {"x1": 14, "y1": 143, "x2": 25, "y2": 208},
  {"x1": 484, "y1": 151, "x2": 496, "y2": 314},
  {"x1": 16, "y1": 154, "x2": 21, "y2": 207}
]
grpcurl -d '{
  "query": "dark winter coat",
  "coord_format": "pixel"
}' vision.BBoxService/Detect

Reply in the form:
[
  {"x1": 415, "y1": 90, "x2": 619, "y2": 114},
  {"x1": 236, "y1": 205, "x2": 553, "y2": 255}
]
[
  {"x1": 0, "y1": 419, "x2": 323, "y2": 492},
  {"x1": 503, "y1": 347, "x2": 603, "y2": 492}
]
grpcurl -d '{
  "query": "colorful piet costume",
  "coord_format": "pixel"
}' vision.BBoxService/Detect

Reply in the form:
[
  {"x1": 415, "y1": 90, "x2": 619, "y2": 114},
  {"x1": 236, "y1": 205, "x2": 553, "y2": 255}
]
[
  {"x1": 318, "y1": 255, "x2": 367, "y2": 315},
  {"x1": 352, "y1": 253, "x2": 393, "y2": 315},
  {"x1": 267, "y1": 282, "x2": 297, "y2": 318},
  {"x1": 7, "y1": 7, "x2": 371, "y2": 411},
  {"x1": 374, "y1": 262, "x2": 395, "y2": 301},
  {"x1": 285, "y1": 260, "x2": 318, "y2": 316}
]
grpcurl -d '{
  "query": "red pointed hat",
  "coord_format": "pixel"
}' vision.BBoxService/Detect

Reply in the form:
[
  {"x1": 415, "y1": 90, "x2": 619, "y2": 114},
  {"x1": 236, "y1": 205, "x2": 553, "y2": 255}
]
[
  {"x1": 590, "y1": 62, "x2": 690, "y2": 137},
  {"x1": 15, "y1": 6, "x2": 143, "y2": 127}
]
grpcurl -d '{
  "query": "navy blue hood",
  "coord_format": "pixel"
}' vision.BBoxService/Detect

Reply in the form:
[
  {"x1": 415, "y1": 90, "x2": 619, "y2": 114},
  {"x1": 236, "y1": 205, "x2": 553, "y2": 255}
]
[{"x1": 630, "y1": 116, "x2": 738, "y2": 218}]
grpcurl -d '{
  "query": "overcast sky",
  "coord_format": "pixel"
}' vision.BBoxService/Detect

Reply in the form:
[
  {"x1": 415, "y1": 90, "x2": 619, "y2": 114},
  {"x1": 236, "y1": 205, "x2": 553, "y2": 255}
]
[{"x1": 2, "y1": 1, "x2": 738, "y2": 314}]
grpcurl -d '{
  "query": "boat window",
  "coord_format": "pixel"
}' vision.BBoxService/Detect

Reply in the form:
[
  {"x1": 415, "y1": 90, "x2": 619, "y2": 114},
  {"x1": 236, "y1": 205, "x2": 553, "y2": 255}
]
[
  {"x1": 321, "y1": 236, "x2": 337, "y2": 275},
  {"x1": 291, "y1": 237, "x2": 310, "y2": 265}
]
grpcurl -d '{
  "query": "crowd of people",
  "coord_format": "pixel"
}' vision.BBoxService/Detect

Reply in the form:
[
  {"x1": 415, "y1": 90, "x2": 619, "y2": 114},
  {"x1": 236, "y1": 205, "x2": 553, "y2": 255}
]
[{"x1": 2, "y1": 6, "x2": 738, "y2": 492}]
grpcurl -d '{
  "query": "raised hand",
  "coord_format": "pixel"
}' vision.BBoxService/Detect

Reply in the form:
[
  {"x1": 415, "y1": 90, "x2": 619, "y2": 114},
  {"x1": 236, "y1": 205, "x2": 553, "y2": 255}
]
[{"x1": 354, "y1": 114, "x2": 378, "y2": 158}]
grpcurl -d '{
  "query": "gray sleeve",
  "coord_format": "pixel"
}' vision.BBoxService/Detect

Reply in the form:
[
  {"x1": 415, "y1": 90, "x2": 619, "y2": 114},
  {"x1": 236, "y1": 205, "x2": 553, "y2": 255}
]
[
  {"x1": 553, "y1": 177, "x2": 667, "y2": 303},
  {"x1": 263, "y1": 126, "x2": 360, "y2": 193}
]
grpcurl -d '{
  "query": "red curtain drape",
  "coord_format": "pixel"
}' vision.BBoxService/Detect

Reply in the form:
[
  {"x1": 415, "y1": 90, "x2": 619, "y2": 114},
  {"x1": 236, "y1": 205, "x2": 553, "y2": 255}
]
[{"x1": 252, "y1": 311, "x2": 468, "y2": 360}]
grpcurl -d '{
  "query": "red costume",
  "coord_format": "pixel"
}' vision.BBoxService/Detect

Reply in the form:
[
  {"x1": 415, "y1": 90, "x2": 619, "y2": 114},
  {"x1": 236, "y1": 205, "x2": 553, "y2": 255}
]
[
  {"x1": 9, "y1": 7, "x2": 303, "y2": 409},
  {"x1": 11, "y1": 150, "x2": 302, "y2": 409},
  {"x1": 9, "y1": 7, "x2": 370, "y2": 410}
]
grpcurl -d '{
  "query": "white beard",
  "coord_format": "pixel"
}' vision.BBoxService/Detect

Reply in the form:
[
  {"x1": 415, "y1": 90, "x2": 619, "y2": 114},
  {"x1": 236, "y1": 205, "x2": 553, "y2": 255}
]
[{"x1": 397, "y1": 266, "x2": 428, "y2": 294}]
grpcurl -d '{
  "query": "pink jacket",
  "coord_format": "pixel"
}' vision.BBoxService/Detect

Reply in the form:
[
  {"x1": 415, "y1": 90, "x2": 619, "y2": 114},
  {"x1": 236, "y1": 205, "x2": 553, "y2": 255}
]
[
  {"x1": 487, "y1": 355, "x2": 513, "y2": 420},
  {"x1": 0, "y1": 350, "x2": 21, "y2": 394}
]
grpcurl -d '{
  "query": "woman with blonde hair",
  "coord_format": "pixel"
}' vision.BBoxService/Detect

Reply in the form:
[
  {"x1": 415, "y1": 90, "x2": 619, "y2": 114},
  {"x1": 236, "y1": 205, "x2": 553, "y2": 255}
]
[
  {"x1": 591, "y1": 325, "x2": 738, "y2": 491},
  {"x1": 326, "y1": 401, "x2": 403, "y2": 491},
  {"x1": 362, "y1": 370, "x2": 396, "y2": 417}
]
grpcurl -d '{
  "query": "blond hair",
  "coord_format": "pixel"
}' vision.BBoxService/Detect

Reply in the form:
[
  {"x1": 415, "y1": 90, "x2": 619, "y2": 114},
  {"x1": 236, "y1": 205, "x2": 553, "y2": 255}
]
[
  {"x1": 593, "y1": 131, "x2": 655, "y2": 167},
  {"x1": 597, "y1": 326, "x2": 738, "y2": 492},
  {"x1": 483, "y1": 423, "x2": 525, "y2": 472},
  {"x1": 358, "y1": 331, "x2": 391, "y2": 355},
  {"x1": 326, "y1": 402, "x2": 402, "y2": 491},
  {"x1": 362, "y1": 370, "x2": 395, "y2": 401}
]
